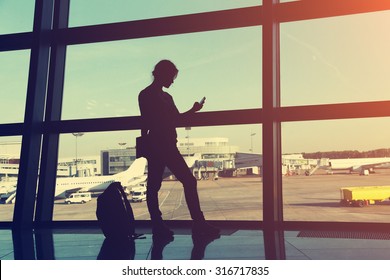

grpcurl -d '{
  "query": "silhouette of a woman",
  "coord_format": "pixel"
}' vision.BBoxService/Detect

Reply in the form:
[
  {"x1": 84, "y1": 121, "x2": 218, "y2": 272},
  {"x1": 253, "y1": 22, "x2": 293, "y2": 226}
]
[{"x1": 138, "y1": 60, "x2": 219, "y2": 237}]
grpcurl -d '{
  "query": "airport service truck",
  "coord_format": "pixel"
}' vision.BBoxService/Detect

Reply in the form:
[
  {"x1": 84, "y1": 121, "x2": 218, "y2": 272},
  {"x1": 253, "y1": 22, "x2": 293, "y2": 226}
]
[
  {"x1": 64, "y1": 192, "x2": 92, "y2": 204},
  {"x1": 340, "y1": 186, "x2": 390, "y2": 207}
]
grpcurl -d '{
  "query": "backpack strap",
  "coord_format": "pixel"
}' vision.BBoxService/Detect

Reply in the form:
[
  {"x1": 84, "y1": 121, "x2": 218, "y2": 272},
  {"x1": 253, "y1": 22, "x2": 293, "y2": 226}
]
[{"x1": 115, "y1": 183, "x2": 136, "y2": 235}]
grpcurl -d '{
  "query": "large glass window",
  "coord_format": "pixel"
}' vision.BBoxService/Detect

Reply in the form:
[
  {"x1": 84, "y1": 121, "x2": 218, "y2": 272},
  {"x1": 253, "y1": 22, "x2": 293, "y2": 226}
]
[
  {"x1": 280, "y1": 11, "x2": 390, "y2": 106},
  {"x1": 0, "y1": 51, "x2": 30, "y2": 124},
  {"x1": 62, "y1": 27, "x2": 262, "y2": 120},
  {"x1": 69, "y1": 0, "x2": 262, "y2": 27},
  {"x1": 0, "y1": 0, "x2": 35, "y2": 35},
  {"x1": 0, "y1": 137, "x2": 22, "y2": 221},
  {"x1": 53, "y1": 125, "x2": 262, "y2": 221},
  {"x1": 5, "y1": 0, "x2": 390, "y2": 234},
  {"x1": 282, "y1": 118, "x2": 390, "y2": 223}
]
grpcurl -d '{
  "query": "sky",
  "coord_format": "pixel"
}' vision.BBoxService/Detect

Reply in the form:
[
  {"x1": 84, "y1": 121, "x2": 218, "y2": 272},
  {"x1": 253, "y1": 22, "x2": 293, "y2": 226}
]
[{"x1": 1, "y1": 1, "x2": 390, "y2": 158}]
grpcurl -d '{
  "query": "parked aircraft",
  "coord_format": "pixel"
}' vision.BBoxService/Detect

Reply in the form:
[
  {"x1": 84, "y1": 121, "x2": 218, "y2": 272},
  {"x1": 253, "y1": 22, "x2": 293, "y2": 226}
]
[
  {"x1": 0, "y1": 157, "x2": 147, "y2": 203},
  {"x1": 326, "y1": 158, "x2": 390, "y2": 175},
  {"x1": 55, "y1": 157, "x2": 147, "y2": 198}
]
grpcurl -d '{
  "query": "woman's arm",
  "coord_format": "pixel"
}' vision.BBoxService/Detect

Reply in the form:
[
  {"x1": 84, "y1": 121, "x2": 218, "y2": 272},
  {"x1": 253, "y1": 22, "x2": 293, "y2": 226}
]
[{"x1": 181, "y1": 101, "x2": 203, "y2": 117}]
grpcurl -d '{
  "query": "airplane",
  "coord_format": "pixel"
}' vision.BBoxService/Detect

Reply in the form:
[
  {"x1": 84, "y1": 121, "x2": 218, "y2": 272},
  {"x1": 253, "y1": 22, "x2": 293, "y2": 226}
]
[
  {"x1": 0, "y1": 157, "x2": 147, "y2": 203},
  {"x1": 325, "y1": 157, "x2": 390, "y2": 175},
  {"x1": 55, "y1": 157, "x2": 147, "y2": 198}
]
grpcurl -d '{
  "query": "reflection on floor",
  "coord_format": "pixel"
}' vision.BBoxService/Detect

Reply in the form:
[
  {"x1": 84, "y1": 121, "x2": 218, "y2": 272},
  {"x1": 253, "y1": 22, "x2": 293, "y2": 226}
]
[{"x1": 1, "y1": 226, "x2": 390, "y2": 260}]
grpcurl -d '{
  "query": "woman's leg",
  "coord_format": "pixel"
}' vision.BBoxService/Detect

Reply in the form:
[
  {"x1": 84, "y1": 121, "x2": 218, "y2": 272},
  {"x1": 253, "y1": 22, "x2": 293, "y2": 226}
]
[
  {"x1": 146, "y1": 156, "x2": 166, "y2": 223},
  {"x1": 164, "y1": 146, "x2": 220, "y2": 235},
  {"x1": 164, "y1": 146, "x2": 204, "y2": 221},
  {"x1": 147, "y1": 156, "x2": 174, "y2": 236}
]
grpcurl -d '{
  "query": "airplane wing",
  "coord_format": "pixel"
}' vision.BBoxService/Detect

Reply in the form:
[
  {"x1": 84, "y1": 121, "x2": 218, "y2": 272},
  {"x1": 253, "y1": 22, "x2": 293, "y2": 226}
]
[
  {"x1": 122, "y1": 175, "x2": 147, "y2": 187},
  {"x1": 55, "y1": 187, "x2": 83, "y2": 199}
]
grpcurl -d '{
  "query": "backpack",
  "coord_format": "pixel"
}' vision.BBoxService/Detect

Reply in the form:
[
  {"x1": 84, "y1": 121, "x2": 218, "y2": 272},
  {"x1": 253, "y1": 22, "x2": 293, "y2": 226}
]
[{"x1": 96, "y1": 182, "x2": 136, "y2": 239}]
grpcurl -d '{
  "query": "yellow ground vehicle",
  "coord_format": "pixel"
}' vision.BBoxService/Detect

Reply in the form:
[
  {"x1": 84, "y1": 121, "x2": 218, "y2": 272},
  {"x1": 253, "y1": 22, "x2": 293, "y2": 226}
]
[{"x1": 340, "y1": 186, "x2": 390, "y2": 207}]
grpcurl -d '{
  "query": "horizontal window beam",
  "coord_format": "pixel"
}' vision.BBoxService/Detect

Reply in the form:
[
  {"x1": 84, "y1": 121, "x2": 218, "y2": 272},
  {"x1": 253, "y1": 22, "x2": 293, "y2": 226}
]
[
  {"x1": 43, "y1": 109, "x2": 263, "y2": 133},
  {"x1": 0, "y1": 123, "x2": 24, "y2": 136},
  {"x1": 57, "y1": 6, "x2": 263, "y2": 45},
  {"x1": 35, "y1": 100, "x2": 390, "y2": 134},
  {"x1": 277, "y1": 101, "x2": 390, "y2": 122},
  {"x1": 283, "y1": 221, "x2": 390, "y2": 232},
  {"x1": 178, "y1": 108, "x2": 263, "y2": 127},
  {"x1": 3, "y1": 101, "x2": 389, "y2": 136},
  {"x1": 0, "y1": 32, "x2": 33, "y2": 51},
  {"x1": 2, "y1": 2, "x2": 388, "y2": 50},
  {"x1": 45, "y1": 116, "x2": 142, "y2": 133},
  {"x1": 277, "y1": 0, "x2": 390, "y2": 23}
]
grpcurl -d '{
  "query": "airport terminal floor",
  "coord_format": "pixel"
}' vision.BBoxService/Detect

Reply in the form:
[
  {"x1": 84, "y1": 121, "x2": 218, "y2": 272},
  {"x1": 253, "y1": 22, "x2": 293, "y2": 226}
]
[{"x1": 2, "y1": 224, "x2": 390, "y2": 260}]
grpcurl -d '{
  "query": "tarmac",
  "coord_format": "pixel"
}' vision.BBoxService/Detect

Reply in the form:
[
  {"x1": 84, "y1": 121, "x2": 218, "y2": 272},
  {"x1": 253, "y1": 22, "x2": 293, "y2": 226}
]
[{"x1": 1, "y1": 170, "x2": 390, "y2": 223}]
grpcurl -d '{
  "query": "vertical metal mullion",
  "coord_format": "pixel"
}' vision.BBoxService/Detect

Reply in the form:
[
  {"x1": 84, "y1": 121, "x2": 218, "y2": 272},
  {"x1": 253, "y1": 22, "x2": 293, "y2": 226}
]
[
  {"x1": 13, "y1": 0, "x2": 54, "y2": 229},
  {"x1": 262, "y1": 0, "x2": 285, "y2": 259},
  {"x1": 35, "y1": 0, "x2": 70, "y2": 224},
  {"x1": 35, "y1": 229, "x2": 55, "y2": 259},
  {"x1": 12, "y1": 229, "x2": 36, "y2": 260}
]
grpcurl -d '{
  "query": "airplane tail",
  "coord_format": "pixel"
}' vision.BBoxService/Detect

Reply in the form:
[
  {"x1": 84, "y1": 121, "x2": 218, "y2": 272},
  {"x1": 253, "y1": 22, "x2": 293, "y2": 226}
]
[{"x1": 114, "y1": 157, "x2": 147, "y2": 185}]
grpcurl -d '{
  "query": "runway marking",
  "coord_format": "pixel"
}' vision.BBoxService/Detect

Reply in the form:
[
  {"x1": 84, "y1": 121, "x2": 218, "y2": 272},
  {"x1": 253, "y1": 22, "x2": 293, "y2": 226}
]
[
  {"x1": 134, "y1": 191, "x2": 172, "y2": 219},
  {"x1": 159, "y1": 190, "x2": 171, "y2": 208},
  {"x1": 134, "y1": 182, "x2": 178, "y2": 218},
  {"x1": 176, "y1": 190, "x2": 184, "y2": 209}
]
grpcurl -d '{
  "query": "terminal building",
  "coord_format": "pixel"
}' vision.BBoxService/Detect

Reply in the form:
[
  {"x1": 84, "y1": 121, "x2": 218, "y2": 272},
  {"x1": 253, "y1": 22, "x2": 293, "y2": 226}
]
[
  {"x1": 56, "y1": 156, "x2": 101, "y2": 177},
  {"x1": 100, "y1": 147, "x2": 137, "y2": 175},
  {"x1": 100, "y1": 137, "x2": 241, "y2": 179},
  {"x1": 1, "y1": 138, "x2": 242, "y2": 179},
  {"x1": 99, "y1": 138, "x2": 272, "y2": 180},
  {"x1": 177, "y1": 137, "x2": 239, "y2": 179},
  {"x1": 1, "y1": 142, "x2": 100, "y2": 179}
]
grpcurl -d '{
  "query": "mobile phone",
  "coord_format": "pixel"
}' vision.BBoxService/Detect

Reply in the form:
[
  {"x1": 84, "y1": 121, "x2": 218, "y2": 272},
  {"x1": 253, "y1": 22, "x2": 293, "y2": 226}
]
[{"x1": 199, "y1": 96, "x2": 206, "y2": 105}]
